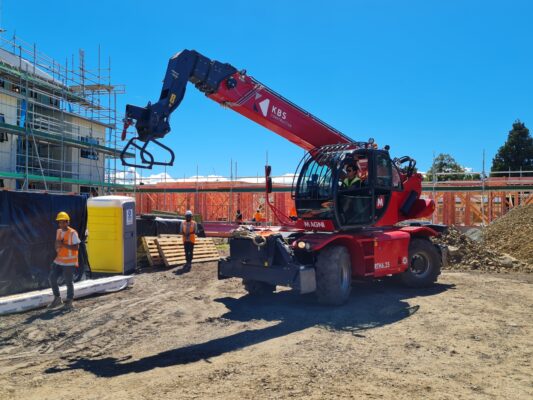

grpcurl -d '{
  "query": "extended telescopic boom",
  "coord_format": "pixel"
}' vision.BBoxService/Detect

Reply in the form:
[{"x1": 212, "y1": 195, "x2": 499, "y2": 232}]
[{"x1": 121, "y1": 49, "x2": 353, "y2": 169}]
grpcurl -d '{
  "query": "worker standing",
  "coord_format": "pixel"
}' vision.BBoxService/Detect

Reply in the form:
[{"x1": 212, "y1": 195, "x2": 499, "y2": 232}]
[
  {"x1": 253, "y1": 208, "x2": 264, "y2": 226},
  {"x1": 48, "y1": 212, "x2": 80, "y2": 310},
  {"x1": 181, "y1": 210, "x2": 198, "y2": 271},
  {"x1": 289, "y1": 205, "x2": 298, "y2": 221},
  {"x1": 235, "y1": 209, "x2": 243, "y2": 224}
]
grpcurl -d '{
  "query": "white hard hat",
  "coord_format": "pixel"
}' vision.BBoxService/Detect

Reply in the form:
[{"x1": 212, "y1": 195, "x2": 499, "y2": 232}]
[{"x1": 185, "y1": 210, "x2": 193, "y2": 216}]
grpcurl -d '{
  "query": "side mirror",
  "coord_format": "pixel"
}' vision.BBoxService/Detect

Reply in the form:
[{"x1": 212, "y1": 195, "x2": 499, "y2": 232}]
[
  {"x1": 265, "y1": 165, "x2": 272, "y2": 177},
  {"x1": 266, "y1": 177, "x2": 273, "y2": 194}
]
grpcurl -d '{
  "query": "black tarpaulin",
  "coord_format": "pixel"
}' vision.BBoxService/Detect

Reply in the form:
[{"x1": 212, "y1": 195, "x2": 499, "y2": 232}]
[
  {"x1": 0, "y1": 191, "x2": 89, "y2": 296},
  {"x1": 136, "y1": 216, "x2": 205, "y2": 237}
]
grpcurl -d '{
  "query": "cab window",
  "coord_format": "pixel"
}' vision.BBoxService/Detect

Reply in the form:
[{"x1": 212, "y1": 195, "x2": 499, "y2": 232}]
[{"x1": 375, "y1": 153, "x2": 392, "y2": 188}]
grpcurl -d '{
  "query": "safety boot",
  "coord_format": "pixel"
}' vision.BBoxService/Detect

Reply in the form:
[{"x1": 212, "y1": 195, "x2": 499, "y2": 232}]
[
  {"x1": 48, "y1": 296, "x2": 63, "y2": 309},
  {"x1": 62, "y1": 299, "x2": 74, "y2": 310}
]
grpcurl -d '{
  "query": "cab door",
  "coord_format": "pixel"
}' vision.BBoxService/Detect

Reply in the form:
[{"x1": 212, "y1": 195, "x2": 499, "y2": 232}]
[
  {"x1": 373, "y1": 150, "x2": 394, "y2": 223},
  {"x1": 335, "y1": 150, "x2": 394, "y2": 230}
]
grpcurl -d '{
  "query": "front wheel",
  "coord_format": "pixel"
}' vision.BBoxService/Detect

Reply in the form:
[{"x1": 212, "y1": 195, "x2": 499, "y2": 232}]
[
  {"x1": 399, "y1": 238, "x2": 441, "y2": 288},
  {"x1": 315, "y1": 245, "x2": 352, "y2": 305}
]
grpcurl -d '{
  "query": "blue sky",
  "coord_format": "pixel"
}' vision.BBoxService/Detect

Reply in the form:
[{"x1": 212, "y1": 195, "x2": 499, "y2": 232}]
[{"x1": 3, "y1": 0, "x2": 533, "y2": 179}]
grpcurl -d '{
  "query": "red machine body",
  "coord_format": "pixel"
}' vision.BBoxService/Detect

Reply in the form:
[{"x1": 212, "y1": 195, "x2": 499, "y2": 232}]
[{"x1": 123, "y1": 50, "x2": 446, "y2": 304}]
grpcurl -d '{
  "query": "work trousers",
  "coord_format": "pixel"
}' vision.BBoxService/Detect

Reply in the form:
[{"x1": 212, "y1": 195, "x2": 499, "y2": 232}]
[
  {"x1": 184, "y1": 241, "x2": 194, "y2": 265},
  {"x1": 49, "y1": 263, "x2": 74, "y2": 300}
]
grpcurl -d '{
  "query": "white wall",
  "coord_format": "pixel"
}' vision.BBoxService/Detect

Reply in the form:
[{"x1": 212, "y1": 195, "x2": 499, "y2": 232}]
[
  {"x1": 0, "y1": 93, "x2": 18, "y2": 172},
  {"x1": 68, "y1": 116, "x2": 106, "y2": 183}
]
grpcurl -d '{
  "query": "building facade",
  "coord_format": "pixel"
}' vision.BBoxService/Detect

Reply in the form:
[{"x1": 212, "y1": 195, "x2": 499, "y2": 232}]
[{"x1": 0, "y1": 35, "x2": 132, "y2": 194}]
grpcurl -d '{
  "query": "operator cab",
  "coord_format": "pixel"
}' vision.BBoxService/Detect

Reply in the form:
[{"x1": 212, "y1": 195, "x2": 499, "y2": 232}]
[{"x1": 293, "y1": 142, "x2": 402, "y2": 230}]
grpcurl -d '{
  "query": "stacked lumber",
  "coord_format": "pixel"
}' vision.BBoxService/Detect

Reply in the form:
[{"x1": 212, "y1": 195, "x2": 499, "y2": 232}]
[
  {"x1": 140, "y1": 235, "x2": 220, "y2": 268},
  {"x1": 156, "y1": 236, "x2": 220, "y2": 267}
]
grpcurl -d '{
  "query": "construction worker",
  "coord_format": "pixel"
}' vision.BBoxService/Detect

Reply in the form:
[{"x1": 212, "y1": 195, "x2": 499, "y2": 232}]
[
  {"x1": 289, "y1": 205, "x2": 298, "y2": 221},
  {"x1": 48, "y1": 211, "x2": 80, "y2": 310},
  {"x1": 235, "y1": 209, "x2": 243, "y2": 224},
  {"x1": 342, "y1": 163, "x2": 362, "y2": 188},
  {"x1": 253, "y1": 208, "x2": 264, "y2": 226},
  {"x1": 181, "y1": 210, "x2": 197, "y2": 270}
]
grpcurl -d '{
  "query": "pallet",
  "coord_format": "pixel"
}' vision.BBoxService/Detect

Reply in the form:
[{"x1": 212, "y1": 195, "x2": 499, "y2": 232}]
[
  {"x1": 141, "y1": 236, "x2": 164, "y2": 267},
  {"x1": 155, "y1": 236, "x2": 220, "y2": 267}
]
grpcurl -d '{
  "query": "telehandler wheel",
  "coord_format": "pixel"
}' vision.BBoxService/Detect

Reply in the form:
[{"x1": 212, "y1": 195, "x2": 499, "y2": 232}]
[
  {"x1": 399, "y1": 238, "x2": 441, "y2": 288},
  {"x1": 242, "y1": 279, "x2": 276, "y2": 296},
  {"x1": 315, "y1": 245, "x2": 352, "y2": 305}
]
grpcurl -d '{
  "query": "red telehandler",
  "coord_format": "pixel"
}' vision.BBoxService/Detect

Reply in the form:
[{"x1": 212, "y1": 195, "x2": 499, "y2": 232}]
[{"x1": 121, "y1": 50, "x2": 447, "y2": 305}]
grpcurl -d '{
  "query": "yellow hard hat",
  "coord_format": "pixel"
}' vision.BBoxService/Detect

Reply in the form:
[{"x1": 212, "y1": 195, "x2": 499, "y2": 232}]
[{"x1": 56, "y1": 211, "x2": 70, "y2": 221}]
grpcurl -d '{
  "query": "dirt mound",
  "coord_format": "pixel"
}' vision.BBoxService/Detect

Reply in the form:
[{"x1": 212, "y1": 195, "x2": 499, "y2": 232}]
[
  {"x1": 434, "y1": 227, "x2": 532, "y2": 273},
  {"x1": 483, "y1": 204, "x2": 533, "y2": 265}
]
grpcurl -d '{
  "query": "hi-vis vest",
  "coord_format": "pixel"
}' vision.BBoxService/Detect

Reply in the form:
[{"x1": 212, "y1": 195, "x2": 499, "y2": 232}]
[
  {"x1": 181, "y1": 220, "x2": 197, "y2": 244},
  {"x1": 342, "y1": 176, "x2": 361, "y2": 188},
  {"x1": 54, "y1": 227, "x2": 79, "y2": 266}
]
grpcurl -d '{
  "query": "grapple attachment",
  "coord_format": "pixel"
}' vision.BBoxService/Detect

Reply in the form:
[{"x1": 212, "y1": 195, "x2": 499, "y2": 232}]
[{"x1": 119, "y1": 49, "x2": 237, "y2": 169}]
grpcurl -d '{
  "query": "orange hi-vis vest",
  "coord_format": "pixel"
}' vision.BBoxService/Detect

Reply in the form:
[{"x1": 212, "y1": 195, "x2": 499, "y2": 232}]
[
  {"x1": 54, "y1": 227, "x2": 79, "y2": 266},
  {"x1": 181, "y1": 220, "x2": 197, "y2": 244}
]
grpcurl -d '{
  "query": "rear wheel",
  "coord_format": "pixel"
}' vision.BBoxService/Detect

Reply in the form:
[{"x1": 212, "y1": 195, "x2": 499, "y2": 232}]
[
  {"x1": 242, "y1": 279, "x2": 276, "y2": 296},
  {"x1": 399, "y1": 238, "x2": 441, "y2": 288},
  {"x1": 315, "y1": 245, "x2": 352, "y2": 305}
]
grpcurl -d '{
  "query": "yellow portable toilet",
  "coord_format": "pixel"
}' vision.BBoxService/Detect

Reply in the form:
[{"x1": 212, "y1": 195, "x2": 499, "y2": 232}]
[{"x1": 87, "y1": 195, "x2": 136, "y2": 274}]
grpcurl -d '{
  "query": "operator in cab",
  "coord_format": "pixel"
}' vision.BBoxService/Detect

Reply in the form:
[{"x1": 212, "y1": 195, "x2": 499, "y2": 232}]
[
  {"x1": 342, "y1": 163, "x2": 361, "y2": 188},
  {"x1": 341, "y1": 158, "x2": 368, "y2": 189},
  {"x1": 339, "y1": 157, "x2": 370, "y2": 225}
]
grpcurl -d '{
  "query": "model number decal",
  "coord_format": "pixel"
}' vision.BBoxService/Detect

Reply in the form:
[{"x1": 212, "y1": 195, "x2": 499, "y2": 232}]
[
  {"x1": 374, "y1": 261, "x2": 391, "y2": 270},
  {"x1": 303, "y1": 220, "x2": 326, "y2": 229}
]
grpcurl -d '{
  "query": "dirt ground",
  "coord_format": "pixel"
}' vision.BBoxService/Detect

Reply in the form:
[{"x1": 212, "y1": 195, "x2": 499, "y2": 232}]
[{"x1": 1, "y1": 262, "x2": 532, "y2": 400}]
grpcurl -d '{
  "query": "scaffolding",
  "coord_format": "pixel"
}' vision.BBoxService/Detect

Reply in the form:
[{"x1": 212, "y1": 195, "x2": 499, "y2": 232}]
[{"x1": 0, "y1": 33, "x2": 133, "y2": 193}]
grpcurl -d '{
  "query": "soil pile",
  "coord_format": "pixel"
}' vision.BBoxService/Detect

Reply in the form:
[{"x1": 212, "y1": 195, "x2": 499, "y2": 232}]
[
  {"x1": 483, "y1": 204, "x2": 533, "y2": 265},
  {"x1": 434, "y1": 227, "x2": 532, "y2": 273}
]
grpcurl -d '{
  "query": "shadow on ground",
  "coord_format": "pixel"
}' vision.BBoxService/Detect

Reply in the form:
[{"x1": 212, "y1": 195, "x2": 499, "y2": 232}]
[{"x1": 45, "y1": 280, "x2": 453, "y2": 378}]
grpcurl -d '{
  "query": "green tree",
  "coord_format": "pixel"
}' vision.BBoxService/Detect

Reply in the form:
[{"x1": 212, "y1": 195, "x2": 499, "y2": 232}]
[
  {"x1": 491, "y1": 120, "x2": 533, "y2": 176},
  {"x1": 426, "y1": 153, "x2": 465, "y2": 181}
]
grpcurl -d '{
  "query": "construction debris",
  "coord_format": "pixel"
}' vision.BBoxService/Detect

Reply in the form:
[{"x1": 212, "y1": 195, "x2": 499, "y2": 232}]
[
  {"x1": 483, "y1": 204, "x2": 533, "y2": 265},
  {"x1": 0, "y1": 275, "x2": 134, "y2": 315},
  {"x1": 434, "y1": 227, "x2": 532, "y2": 273}
]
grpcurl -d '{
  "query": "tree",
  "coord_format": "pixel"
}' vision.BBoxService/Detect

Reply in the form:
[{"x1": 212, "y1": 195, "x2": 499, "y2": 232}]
[
  {"x1": 426, "y1": 153, "x2": 465, "y2": 181},
  {"x1": 491, "y1": 120, "x2": 533, "y2": 176}
]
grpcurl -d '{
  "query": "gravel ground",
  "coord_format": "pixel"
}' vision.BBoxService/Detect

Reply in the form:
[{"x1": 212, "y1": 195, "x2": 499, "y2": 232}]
[{"x1": 1, "y1": 261, "x2": 532, "y2": 400}]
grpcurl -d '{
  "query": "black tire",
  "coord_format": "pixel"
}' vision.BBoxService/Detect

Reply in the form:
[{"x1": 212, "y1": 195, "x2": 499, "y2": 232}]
[
  {"x1": 315, "y1": 245, "x2": 352, "y2": 305},
  {"x1": 399, "y1": 238, "x2": 441, "y2": 288},
  {"x1": 242, "y1": 279, "x2": 276, "y2": 296}
]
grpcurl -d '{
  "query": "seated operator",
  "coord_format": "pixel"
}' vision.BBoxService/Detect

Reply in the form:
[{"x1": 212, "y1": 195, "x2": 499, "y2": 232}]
[
  {"x1": 339, "y1": 159, "x2": 370, "y2": 224},
  {"x1": 341, "y1": 163, "x2": 364, "y2": 189}
]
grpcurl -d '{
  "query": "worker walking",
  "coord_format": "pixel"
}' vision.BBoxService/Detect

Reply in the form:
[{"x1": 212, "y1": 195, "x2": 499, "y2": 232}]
[
  {"x1": 48, "y1": 212, "x2": 80, "y2": 310},
  {"x1": 181, "y1": 210, "x2": 198, "y2": 271}
]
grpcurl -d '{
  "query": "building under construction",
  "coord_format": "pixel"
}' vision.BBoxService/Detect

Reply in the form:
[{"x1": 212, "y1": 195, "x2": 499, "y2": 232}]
[
  {"x1": 128, "y1": 174, "x2": 533, "y2": 226},
  {"x1": 0, "y1": 34, "x2": 132, "y2": 194}
]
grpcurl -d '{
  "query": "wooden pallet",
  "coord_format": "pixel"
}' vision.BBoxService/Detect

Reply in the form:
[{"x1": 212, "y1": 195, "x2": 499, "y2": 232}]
[
  {"x1": 155, "y1": 236, "x2": 220, "y2": 267},
  {"x1": 141, "y1": 236, "x2": 164, "y2": 267}
]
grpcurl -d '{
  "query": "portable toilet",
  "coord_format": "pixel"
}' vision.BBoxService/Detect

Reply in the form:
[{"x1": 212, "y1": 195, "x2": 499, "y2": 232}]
[{"x1": 87, "y1": 195, "x2": 136, "y2": 274}]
